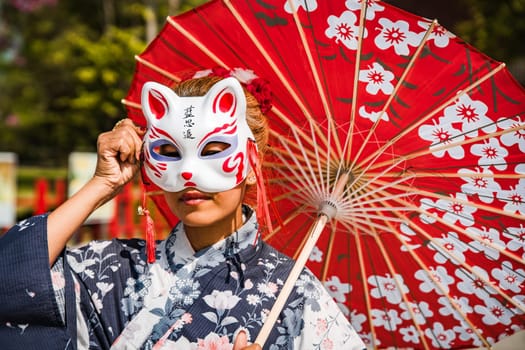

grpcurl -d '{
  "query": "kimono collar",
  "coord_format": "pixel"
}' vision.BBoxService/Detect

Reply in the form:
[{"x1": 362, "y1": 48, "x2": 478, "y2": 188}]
[{"x1": 162, "y1": 205, "x2": 260, "y2": 275}]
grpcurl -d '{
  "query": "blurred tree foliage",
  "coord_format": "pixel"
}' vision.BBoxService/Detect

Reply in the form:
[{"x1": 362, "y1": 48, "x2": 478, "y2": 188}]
[
  {"x1": 0, "y1": 0, "x2": 206, "y2": 166},
  {"x1": 0, "y1": 0, "x2": 523, "y2": 167}
]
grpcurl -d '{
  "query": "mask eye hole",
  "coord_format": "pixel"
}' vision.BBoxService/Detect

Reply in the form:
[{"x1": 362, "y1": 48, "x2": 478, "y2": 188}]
[
  {"x1": 201, "y1": 142, "x2": 230, "y2": 157},
  {"x1": 153, "y1": 143, "x2": 181, "y2": 159}
]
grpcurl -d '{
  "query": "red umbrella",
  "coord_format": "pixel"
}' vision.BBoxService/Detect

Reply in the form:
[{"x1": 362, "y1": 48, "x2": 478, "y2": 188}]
[{"x1": 123, "y1": 0, "x2": 525, "y2": 348}]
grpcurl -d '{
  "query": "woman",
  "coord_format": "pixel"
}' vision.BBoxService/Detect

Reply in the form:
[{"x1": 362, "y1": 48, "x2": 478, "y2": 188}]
[{"x1": 0, "y1": 74, "x2": 365, "y2": 349}]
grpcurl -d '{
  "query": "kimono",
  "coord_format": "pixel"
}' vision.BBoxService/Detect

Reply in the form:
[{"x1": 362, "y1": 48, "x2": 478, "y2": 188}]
[{"x1": 0, "y1": 206, "x2": 365, "y2": 350}]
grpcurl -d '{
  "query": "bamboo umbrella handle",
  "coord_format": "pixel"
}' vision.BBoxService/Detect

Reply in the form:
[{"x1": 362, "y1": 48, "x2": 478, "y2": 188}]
[
  {"x1": 254, "y1": 214, "x2": 330, "y2": 347},
  {"x1": 255, "y1": 172, "x2": 349, "y2": 347}
]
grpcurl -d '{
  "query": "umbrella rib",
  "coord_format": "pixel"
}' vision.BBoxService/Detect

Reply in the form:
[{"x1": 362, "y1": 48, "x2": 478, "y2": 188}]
[
  {"x1": 360, "y1": 193, "x2": 490, "y2": 346},
  {"x1": 374, "y1": 188, "x2": 525, "y2": 315},
  {"x1": 368, "y1": 225, "x2": 432, "y2": 349},
  {"x1": 121, "y1": 98, "x2": 142, "y2": 110},
  {"x1": 350, "y1": 20, "x2": 438, "y2": 171},
  {"x1": 271, "y1": 135, "x2": 324, "y2": 202},
  {"x1": 368, "y1": 120, "x2": 525, "y2": 171},
  {"x1": 319, "y1": 224, "x2": 337, "y2": 282},
  {"x1": 134, "y1": 54, "x2": 182, "y2": 82},
  {"x1": 263, "y1": 203, "x2": 308, "y2": 241},
  {"x1": 223, "y1": 0, "x2": 333, "y2": 157},
  {"x1": 166, "y1": 17, "x2": 230, "y2": 68},
  {"x1": 357, "y1": 63, "x2": 507, "y2": 168},
  {"x1": 286, "y1": 0, "x2": 342, "y2": 161},
  {"x1": 363, "y1": 171, "x2": 524, "y2": 179},
  {"x1": 342, "y1": 0, "x2": 368, "y2": 168},
  {"x1": 352, "y1": 222, "x2": 379, "y2": 348},
  {"x1": 375, "y1": 179, "x2": 525, "y2": 224}
]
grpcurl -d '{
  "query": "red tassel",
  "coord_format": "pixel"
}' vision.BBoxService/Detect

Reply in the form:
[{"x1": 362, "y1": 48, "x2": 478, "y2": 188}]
[
  {"x1": 247, "y1": 140, "x2": 273, "y2": 243},
  {"x1": 140, "y1": 192, "x2": 156, "y2": 263}
]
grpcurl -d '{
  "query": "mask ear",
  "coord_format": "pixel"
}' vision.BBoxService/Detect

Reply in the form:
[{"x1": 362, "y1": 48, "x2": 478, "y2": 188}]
[
  {"x1": 141, "y1": 82, "x2": 177, "y2": 126},
  {"x1": 205, "y1": 77, "x2": 247, "y2": 118}
]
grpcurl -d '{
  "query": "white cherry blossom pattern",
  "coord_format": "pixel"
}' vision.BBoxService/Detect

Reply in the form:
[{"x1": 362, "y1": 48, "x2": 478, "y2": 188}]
[
  {"x1": 374, "y1": 18, "x2": 422, "y2": 55},
  {"x1": 455, "y1": 265, "x2": 497, "y2": 299},
  {"x1": 443, "y1": 94, "x2": 495, "y2": 138},
  {"x1": 309, "y1": 245, "x2": 323, "y2": 262},
  {"x1": 325, "y1": 10, "x2": 364, "y2": 50},
  {"x1": 323, "y1": 276, "x2": 351, "y2": 303},
  {"x1": 399, "y1": 223, "x2": 422, "y2": 251},
  {"x1": 358, "y1": 62, "x2": 394, "y2": 95},
  {"x1": 503, "y1": 224, "x2": 525, "y2": 255},
  {"x1": 417, "y1": 20, "x2": 455, "y2": 48},
  {"x1": 467, "y1": 226, "x2": 506, "y2": 260},
  {"x1": 358, "y1": 106, "x2": 389, "y2": 122},
  {"x1": 370, "y1": 308, "x2": 402, "y2": 331},
  {"x1": 414, "y1": 266, "x2": 455, "y2": 295},
  {"x1": 497, "y1": 178, "x2": 525, "y2": 215},
  {"x1": 516, "y1": 163, "x2": 525, "y2": 174},
  {"x1": 399, "y1": 325, "x2": 421, "y2": 344},
  {"x1": 458, "y1": 167, "x2": 501, "y2": 203},
  {"x1": 435, "y1": 192, "x2": 477, "y2": 227},
  {"x1": 491, "y1": 261, "x2": 525, "y2": 293},
  {"x1": 368, "y1": 273, "x2": 409, "y2": 304},
  {"x1": 399, "y1": 301, "x2": 433, "y2": 324},
  {"x1": 470, "y1": 138, "x2": 509, "y2": 170},
  {"x1": 498, "y1": 115, "x2": 525, "y2": 152},
  {"x1": 511, "y1": 295, "x2": 525, "y2": 316},
  {"x1": 474, "y1": 297, "x2": 514, "y2": 326},
  {"x1": 453, "y1": 323, "x2": 484, "y2": 348},
  {"x1": 283, "y1": 0, "x2": 317, "y2": 13},
  {"x1": 418, "y1": 198, "x2": 438, "y2": 224},
  {"x1": 348, "y1": 309, "x2": 367, "y2": 332},
  {"x1": 425, "y1": 322, "x2": 456, "y2": 349},
  {"x1": 345, "y1": 0, "x2": 385, "y2": 20},
  {"x1": 429, "y1": 232, "x2": 470, "y2": 265},
  {"x1": 437, "y1": 295, "x2": 473, "y2": 322},
  {"x1": 418, "y1": 117, "x2": 465, "y2": 159}
]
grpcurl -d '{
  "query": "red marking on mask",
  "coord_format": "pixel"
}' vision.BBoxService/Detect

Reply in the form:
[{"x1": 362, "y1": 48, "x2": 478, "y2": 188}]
[
  {"x1": 212, "y1": 88, "x2": 237, "y2": 116},
  {"x1": 182, "y1": 172, "x2": 192, "y2": 180},
  {"x1": 148, "y1": 89, "x2": 169, "y2": 119},
  {"x1": 222, "y1": 152, "x2": 244, "y2": 185}
]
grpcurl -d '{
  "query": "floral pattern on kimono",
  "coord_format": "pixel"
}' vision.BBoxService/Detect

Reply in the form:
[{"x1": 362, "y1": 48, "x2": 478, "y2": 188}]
[{"x1": 0, "y1": 207, "x2": 365, "y2": 350}]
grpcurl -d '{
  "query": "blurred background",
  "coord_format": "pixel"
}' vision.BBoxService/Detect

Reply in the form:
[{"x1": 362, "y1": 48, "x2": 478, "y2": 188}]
[{"x1": 1, "y1": 0, "x2": 524, "y2": 236}]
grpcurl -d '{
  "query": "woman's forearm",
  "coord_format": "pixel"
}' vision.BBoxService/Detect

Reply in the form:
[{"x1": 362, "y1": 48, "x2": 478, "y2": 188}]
[{"x1": 47, "y1": 177, "x2": 116, "y2": 265}]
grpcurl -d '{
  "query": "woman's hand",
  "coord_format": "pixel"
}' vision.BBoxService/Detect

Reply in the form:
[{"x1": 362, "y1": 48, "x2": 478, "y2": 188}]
[
  {"x1": 47, "y1": 119, "x2": 145, "y2": 264},
  {"x1": 94, "y1": 118, "x2": 145, "y2": 192},
  {"x1": 233, "y1": 331, "x2": 261, "y2": 350}
]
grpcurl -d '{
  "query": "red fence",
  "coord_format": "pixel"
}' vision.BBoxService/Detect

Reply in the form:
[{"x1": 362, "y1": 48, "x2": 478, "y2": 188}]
[{"x1": 12, "y1": 178, "x2": 171, "y2": 244}]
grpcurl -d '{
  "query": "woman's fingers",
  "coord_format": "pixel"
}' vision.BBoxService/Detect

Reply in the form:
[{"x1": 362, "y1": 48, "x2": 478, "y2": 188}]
[{"x1": 110, "y1": 119, "x2": 145, "y2": 164}]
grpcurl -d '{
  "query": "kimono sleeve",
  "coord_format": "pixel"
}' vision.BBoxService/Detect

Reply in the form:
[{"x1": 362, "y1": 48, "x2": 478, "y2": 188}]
[{"x1": 0, "y1": 215, "x2": 66, "y2": 326}]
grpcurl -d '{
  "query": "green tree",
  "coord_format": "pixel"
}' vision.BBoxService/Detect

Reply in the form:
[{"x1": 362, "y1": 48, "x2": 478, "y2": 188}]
[{"x1": 0, "y1": 0, "x2": 206, "y2": 166}]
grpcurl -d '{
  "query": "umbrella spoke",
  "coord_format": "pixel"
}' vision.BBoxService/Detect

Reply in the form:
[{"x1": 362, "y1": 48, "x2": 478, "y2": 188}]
[
  {"x1": 285, "y1": 0, "x2": 343, "y2": 160},
  {"x1": 358, "y1": 192, "x2": 503, "y2": 347},
  {"x1": 223, "y1": 0, "x2": 336, "y2": 157},
  {"x1": 351, "y1": 221, "x2": 379, "y2": 348},
  {"x1": 357, "y1": 63, "x2": 506, "y2": 168},
  {"x1": 367, "y1": 118, "x2": 525, "y2": 171},
  {"x1": 375, "y1": 179, "x2": 525, "y2": 224},
  {"x1": 341, "y1": 0, "x2": 368, "y2": 169},
  {"x1": 371, "y1": 188, "x2": 525, "y2": 314},
  {"x1": 350, "y1": 20, "x2": 438, "y2": 171}
]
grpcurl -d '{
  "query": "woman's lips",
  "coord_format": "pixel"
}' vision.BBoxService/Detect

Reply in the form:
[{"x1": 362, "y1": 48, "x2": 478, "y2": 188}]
[{"x1": 179, "y1": 191, "x2": 211, "y2": 205}]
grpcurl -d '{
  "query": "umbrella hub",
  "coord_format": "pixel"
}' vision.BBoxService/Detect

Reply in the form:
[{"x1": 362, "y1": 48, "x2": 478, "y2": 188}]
[{"x1": 319, "y1": 169, "x2": 355, "y2": 219}]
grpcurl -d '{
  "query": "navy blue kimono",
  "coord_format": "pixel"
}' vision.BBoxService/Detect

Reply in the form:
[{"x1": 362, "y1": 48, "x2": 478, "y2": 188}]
[{"x1": 0, "y1": 207, "x2": 364, "y2": 350}]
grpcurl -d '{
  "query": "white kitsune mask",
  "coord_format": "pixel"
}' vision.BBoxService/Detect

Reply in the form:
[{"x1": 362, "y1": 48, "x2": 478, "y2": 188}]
[{"x1": 141, "y1": 77, "x2": 256, "y2": 193}]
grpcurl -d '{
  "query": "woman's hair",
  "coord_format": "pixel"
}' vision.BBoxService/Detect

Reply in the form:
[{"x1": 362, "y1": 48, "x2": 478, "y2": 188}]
[{"x1": 173, "y1": 76, "x2": 269, "y2": 159}]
